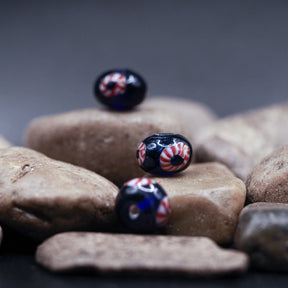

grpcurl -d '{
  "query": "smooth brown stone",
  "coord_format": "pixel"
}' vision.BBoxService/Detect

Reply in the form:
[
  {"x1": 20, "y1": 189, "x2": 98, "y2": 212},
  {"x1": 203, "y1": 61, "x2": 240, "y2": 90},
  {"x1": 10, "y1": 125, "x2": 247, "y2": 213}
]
[
  {"x1": 25, "y1": 107, "x2": 186, "y2": 186},
  {"x1": 234, "y1": 203, "x2": 288, "y2": 271},
  {"x1": 0, "y1": 135, "x2": 11, "y2": 149},
  {"x1": 36, "y1": 232, "x2": 249, "y2": 276},
  {"x1": 195, "y1": 103, "x2": 288, "y2": 180},
  {"x1": 246, "y1": 146, "x2": 288, "y2": 203},
  {"x1": 150, "y1": 163, "x2": 246, "y2": 244},
  {"x1": 143, "y1": 97, "x2": 217, "y2": 143},
  {"x1": 0, "y1": 147, "x2": 118, "y2": 241}
]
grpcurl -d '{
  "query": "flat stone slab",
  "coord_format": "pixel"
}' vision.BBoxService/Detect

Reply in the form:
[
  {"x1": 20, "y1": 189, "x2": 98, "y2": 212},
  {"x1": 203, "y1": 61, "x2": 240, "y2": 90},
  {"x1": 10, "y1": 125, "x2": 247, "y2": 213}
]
[
  {"x1": 195, "y1": 103, "x2": 288, "y2": 180},
  {"x1": 25, "y1": 107, "x2": 187, "y2": 186},
  {"x1": 246, "y1": 145, "x2": 288, "y2": 203},
  {"x1": 150, "y1": 163, "x2": 246, "y2": 244},
  {"x1": 0, "y1": 147, "x2": 118, "y2": 241},
  {"x1": 235, "y1": 203, "x2": 288, "y2": 271},
  {"x1": 36, "y1": 232, "x2": 249, "y2": 276},
  {"x1": 0, "y1": 135, "x2": 11, "y2": 149}
]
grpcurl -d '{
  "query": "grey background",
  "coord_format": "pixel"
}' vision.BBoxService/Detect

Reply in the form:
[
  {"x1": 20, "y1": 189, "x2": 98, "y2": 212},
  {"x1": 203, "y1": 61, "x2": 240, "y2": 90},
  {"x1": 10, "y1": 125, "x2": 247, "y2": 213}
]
[
  {"x1": 0, "y1": 1, "x2": 288, "y2": 287},
  {"x1": 1, "y1": 0, "x2": 288, "y2": 145}
]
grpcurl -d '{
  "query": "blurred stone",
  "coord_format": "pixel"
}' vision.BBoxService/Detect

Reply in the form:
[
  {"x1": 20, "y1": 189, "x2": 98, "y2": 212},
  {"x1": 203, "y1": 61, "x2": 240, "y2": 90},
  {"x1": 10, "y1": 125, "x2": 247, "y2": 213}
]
[
  {"x1": 143, "y1": 97, "x2": 217, "y2": 143},
  {"x1": 150, "y1": 163, "x2": 246, "y2": 244},
  {"x1": 246, "y1": 146, "x2": 288, "y2": 203},
  {"x1": 36, "y1": 232, "x2": 249, "y2": 276},
  {"x1": 195, "y1": 103, "x2": 288, "y2": 180},
  {"x1": 25, "y1": 107, "x2": 187, "y2": 186},
  {"x1": 0, "y1": 135, "x2": 11, "y2": 149},
  {"x1": 235, "y1": 203, "x2": 288, "y2": 271},
  {"x1": 0, "y1": 147, "x2": 118, "y2": 241}
]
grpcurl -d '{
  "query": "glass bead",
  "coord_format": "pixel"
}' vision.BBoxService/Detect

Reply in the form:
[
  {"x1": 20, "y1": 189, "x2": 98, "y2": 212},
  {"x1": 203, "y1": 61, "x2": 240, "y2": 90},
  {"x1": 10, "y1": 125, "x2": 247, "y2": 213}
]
[
  {"x1": 115, "y1": 178, "x2": 171, "y2": 232},
  {"x1": 137, "y1": 133, "x2": 192, "y2": 175},
  {"x1": 94, "y1": 69, "x2": 147, "y2": 110}
]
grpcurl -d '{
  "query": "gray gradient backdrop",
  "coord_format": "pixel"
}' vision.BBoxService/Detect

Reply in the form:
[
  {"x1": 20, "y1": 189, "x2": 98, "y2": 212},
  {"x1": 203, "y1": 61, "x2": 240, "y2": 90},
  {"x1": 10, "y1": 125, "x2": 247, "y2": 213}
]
[{"x1": 1, "y1": 0, "x2": 288, "y2": 145}]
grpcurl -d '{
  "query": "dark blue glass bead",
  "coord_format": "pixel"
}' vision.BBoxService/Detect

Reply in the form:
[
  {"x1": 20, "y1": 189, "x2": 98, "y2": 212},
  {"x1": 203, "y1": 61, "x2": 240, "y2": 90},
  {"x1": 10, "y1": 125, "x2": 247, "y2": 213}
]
[
  {"x1": 115, "y1": 178, "x2": 171, "y2": 232},
  {"x1": 137, "y1": 133, "x2": 192, "y2": 176},
  {"x1": 94, "y1": 69, "x2": 147, "y2": 110}
]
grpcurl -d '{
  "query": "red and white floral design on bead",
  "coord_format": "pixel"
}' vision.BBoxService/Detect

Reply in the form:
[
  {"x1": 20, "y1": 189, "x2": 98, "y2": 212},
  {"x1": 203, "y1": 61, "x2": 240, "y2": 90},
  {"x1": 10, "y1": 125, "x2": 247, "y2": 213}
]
[
  {"x1": 99, "y1": 72, "x2": 126, "y2": 97},
  {"x1": 159, "y1": 142, "x2": 190, "y2": 172},
  {"x1": 156, "y1": 196, "x2": 171, "y2": 226},
  {"x1": 125, "y1": 178, "x2": 155, "y2": 187},
  {"x1": 137, "y1": 142, "x2": 146, "y2": 167}
]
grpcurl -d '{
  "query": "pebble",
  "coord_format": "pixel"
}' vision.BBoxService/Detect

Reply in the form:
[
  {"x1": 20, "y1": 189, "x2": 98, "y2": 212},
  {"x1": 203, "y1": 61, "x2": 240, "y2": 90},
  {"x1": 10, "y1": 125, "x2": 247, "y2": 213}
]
[
  {"x1": 25, "y1": 107, "x2": 186, "y2": 186},
  {"x1": 25, "y1": 99, "x2": 217, "y2": 186},
  {"x1": 195, "y1": 103, "x2": 288, "y2": 180},
  {"x1": 36, "y1": 232, "x2": 249, "y2": 276},
  {"x1": 0, "y1": 147, "x2": 118, "y2": 241},
  {"x1": 234, "y1": 202, "x2": 288, "y2": 271},
  {"x1": 246, "y1": 145, "x2": 288, "y2": 203},
  {"x1": 150, "y1": 163, "x2": 246, "y2": 244},
  {"x1": 0, "y1": 135, "x2": 11, "y2": 148}
]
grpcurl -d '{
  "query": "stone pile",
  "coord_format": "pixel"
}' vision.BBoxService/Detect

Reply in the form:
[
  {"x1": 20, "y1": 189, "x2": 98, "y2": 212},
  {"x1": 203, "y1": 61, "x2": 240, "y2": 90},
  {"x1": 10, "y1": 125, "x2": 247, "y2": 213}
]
[{"x1": 1, "y1": 98, "x2": 288, "y2": 275}]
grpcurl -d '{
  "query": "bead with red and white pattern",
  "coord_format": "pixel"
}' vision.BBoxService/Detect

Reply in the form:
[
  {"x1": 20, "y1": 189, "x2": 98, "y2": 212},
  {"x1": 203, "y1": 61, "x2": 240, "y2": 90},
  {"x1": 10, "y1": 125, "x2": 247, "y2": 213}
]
[
  {"x1": 115, "y1": 178, "x2": 171, "y2": 232},
  {"x1": 94, "y1": 69, "x2": 147, "y2": 110},
  {"x1": 136, "y1": 133, "x2": 192, "y2": 176}
]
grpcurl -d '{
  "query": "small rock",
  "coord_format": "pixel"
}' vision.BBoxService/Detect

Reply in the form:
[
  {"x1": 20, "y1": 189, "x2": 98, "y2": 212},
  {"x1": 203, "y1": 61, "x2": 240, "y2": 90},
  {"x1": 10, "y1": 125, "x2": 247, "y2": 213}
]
[
  {"x1": 36, "y1": 232, "x2": 249, "y2": 276},
  {"x1": 234, "y1": 202, "x2": 288, "y2": 271},
  {"x1": 246, "y1": 146, "x2": 288, "y2": 203},
  {"x1": 0, "y1": 135, "x2": 11, "y2": 149},
  {"x1": 143, "y1": 97, "x2": 217, "y2": 143},
  {"x1": 151, "y1": 163, "x2": 246, "y2": 244},
  {"x1": 25, "y1": 107, "x2": 186, "y2": 186},
  {"x1": 195, "y1": 103, "x2": 288, "y2": 180},
  {"x1": 0, "y1": 147, "x2": 118, "y2": 241}
]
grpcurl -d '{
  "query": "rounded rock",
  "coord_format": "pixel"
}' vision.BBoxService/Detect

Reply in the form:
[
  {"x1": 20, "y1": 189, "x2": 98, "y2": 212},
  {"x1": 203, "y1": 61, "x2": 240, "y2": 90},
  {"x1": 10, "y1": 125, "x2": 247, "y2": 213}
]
[
  {"x1": 246, "y1": 145, "x2": 288, "y2": 203},
  {"x1": 25, "y1": 108, "x2": 186, "y2": 186},
  {"x1": 137, "y1": 133, "x2": 192, "y2": 175},
  {"x1": 94, "y1": 69, "x2": 147, "y2": 110},
  {"x1": 115, "y1": 178, "x2": 171, "y2": 232},
  {"x1": 0, "y1": 147, "x2": 119, "y2": 241},
  {"x1": 151, "y1": 163, "x2": 247, "y2": 244}
]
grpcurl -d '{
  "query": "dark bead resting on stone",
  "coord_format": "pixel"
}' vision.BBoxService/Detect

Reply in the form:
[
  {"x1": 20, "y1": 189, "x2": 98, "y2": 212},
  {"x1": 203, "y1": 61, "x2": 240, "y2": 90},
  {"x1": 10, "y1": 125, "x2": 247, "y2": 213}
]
[
  {"x1": 94, "y1": 69, "x2": 147, "y2": 110},
  {"x1": 115, "y1": 178, "x2": 171, "y2": 232},
  {"x1": 137, "y1": 133, "x2": 192, "y2": 176}
]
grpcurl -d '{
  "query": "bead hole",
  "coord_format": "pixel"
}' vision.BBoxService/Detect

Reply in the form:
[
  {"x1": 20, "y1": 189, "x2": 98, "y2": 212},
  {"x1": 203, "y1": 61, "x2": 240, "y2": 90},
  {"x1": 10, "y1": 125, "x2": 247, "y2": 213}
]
[
  {"x1": 129, "y1": 204, "x2": 140, "y2": 220},
  {"x1": 171, "y1": 155, "x2": 184, "y2": 166}
]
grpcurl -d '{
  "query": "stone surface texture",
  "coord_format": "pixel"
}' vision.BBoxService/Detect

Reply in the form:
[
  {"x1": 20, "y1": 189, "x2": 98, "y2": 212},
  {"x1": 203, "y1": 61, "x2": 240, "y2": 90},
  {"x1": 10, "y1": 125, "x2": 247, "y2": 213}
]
[
  {"x1": 36, "y1": 232, "x2": 249, "y2": 276},
  {"x1": 25, "y1": 107, "x2": 187, "y2": 186},
  {"x1": 0, "y1": 136, "x2": 11, "y2": 149},
  {"x1": 143, "y1": 97, "x2": 217, "y2": 142},
  {"x1": 0, "y1": 147, "x2": 118, "y2": 241},
  {"x1": 235, "y1": 202, "x2": 288, "y2": 271},
  {"x1": 246, "y1": 146, "x2": 288, "y2": 203},
  {"x1": 195, "y1": 103, "x2": 288, "y2": 180},
  {"x1": 150, "y1": 163, "x2": 246, "y2": 244}
]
